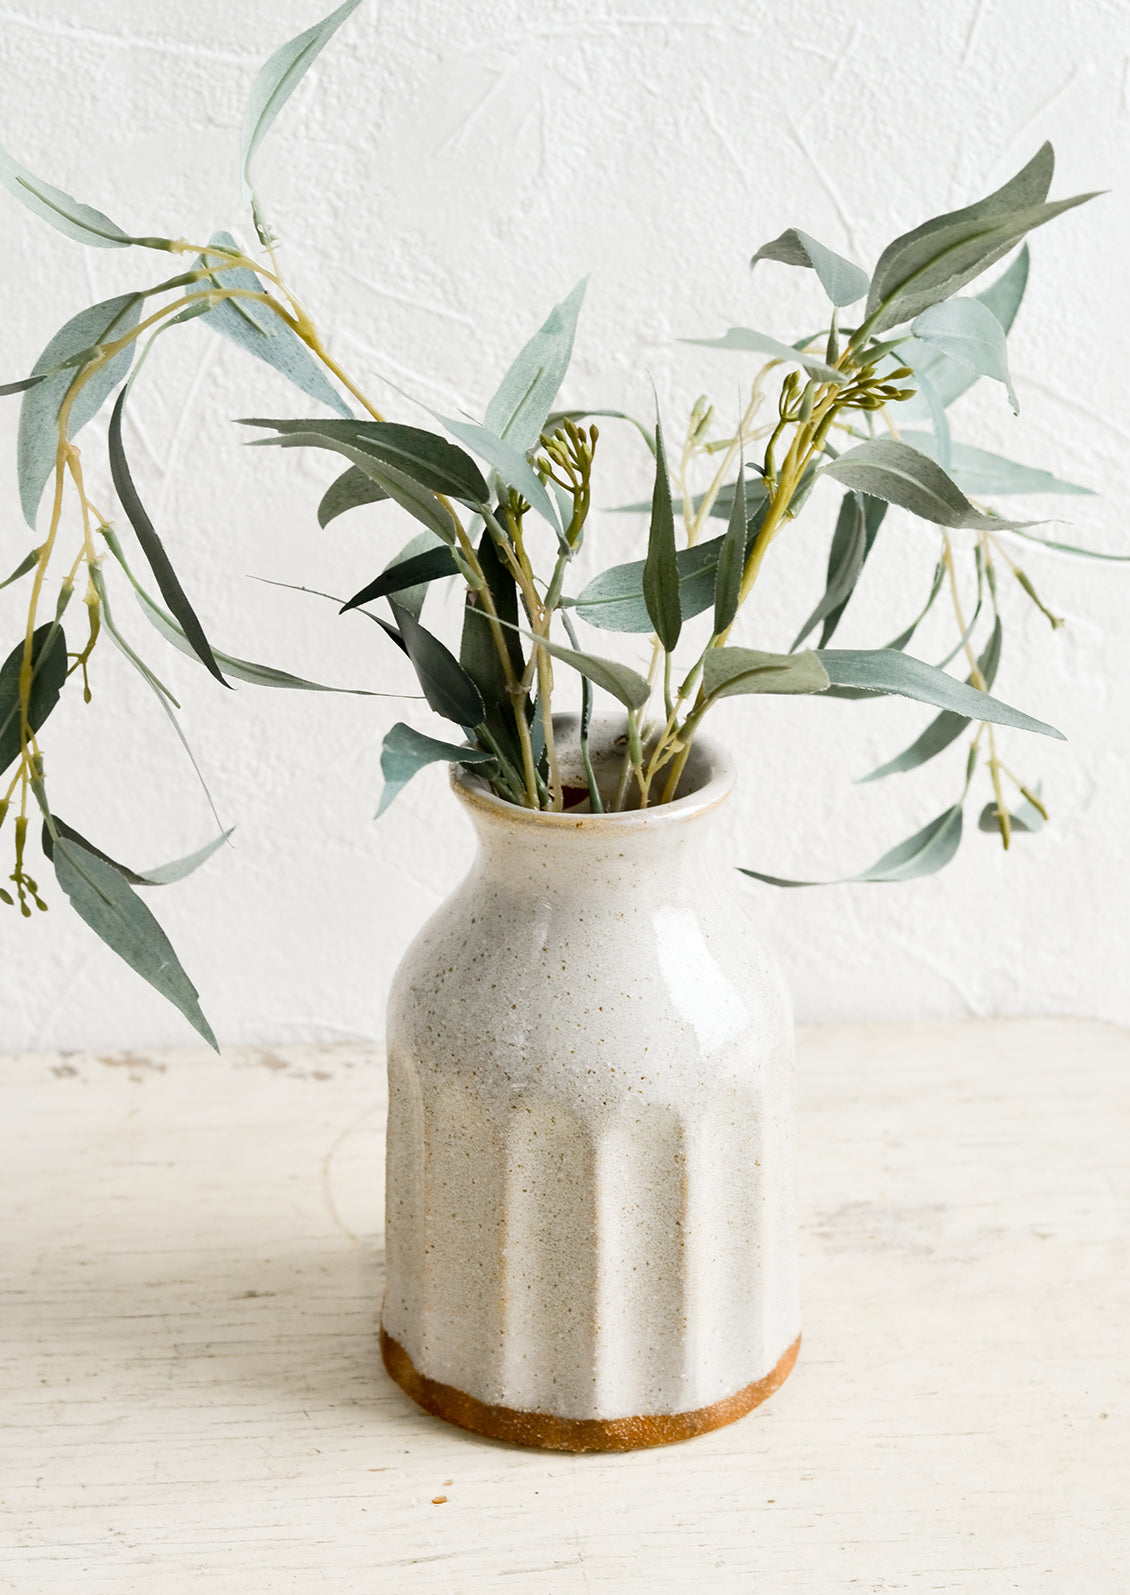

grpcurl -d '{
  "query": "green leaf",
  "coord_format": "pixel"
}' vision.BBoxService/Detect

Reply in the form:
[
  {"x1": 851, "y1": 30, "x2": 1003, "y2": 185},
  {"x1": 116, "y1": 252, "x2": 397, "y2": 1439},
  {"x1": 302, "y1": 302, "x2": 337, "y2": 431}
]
[
  {"x1": 993, "y1": 527, "x2": 1130, "y2": 561},
  {"x1": 681, "y1": 327, "x2": 847, "y2": 384},
  {"x1": 897, "y1": 433, "x2": 1093, "y2": 497},
  {"x1": 713, "y1": 460, "x2": 747, "y2": 634},
  {"x1": 109, "y1": 388, "x2": 227, "y2": 687},
  {"x1": 42, "y1": 815, "x2": 232, "y2": 886},
  {"x1": 0, "y1": 547, "x2": 39, "y2": 591},
  {"x1": 642, "y1": 410, "x2": 681, "y2": 648},
  {"x1": 702, "y1": 646, "x2": 829, "y2": 702},
  {"x1": 978, "y1": 795, "x2": 1045, "y2": 834},
  {"x1": 52, "y1": 837, "x2": 218, "y2": 1050},
  {"x1": 858, "y1": 617, "x2": 1002, "y2": 783},
  {"x1": 816, "y1": 645, "x2": 1063, "y2": 738},
  {"x1": 525, "y1": 632, "x2": 651, "y2": 710},
  {"x1": 240, "y1": 417, "x2": 489, "y2": 504},
  {"x1": 189, "y1": 232, "x2": 351, "y2": 417},
  {"x1": 387, "y1": 600, "x2": 485, "y2": 727},
  {"x1": 318, "y1": 464, "x2": 389, "y2": 526},
  {"x1": 739, "y1": 804, "x2": 964, "y2": 887},
  {"x1": 459, "y1": 531, "x2": 525, "y2": 767},
  {"x1": 790, "y1": 491, "x2": 866, "y2": 651},
  {"x1": 0, "y1": 622, "x2": 67, "y2": 777},
  {"x1": 911, "y1": 297, "x2": 1018, "y2": 412},
  {"x1": 571, "y1": 538, "x2": 725, "y2": 632},
  {"x1": 376, "y1": 722, "x2": 496, "y2": 817},
  {"x1": 341, "y1": 545, "x2": 458, "y2": 614},
  {"x1": 19, "y1": 293, "x2": 143, "y2": 527},
  {"x1": 819, "y1": 494, "x2": 888, "y2": 648},
  {"x1": 484, "y1": 278, "x2": 588, "y2": 453},
  {"x1": 751, "y1": 227, "x2": 869, "y2": 307},
  {"x1": 821, "y1": 439, "x2": 1043, "y2": 531},
  {"x1": 0, "y1": 133, "x2": 137, "y2": 248},
  {"x1": 864, "y1": 146, "x2": 1098, "y2": 334},
  {"x1": 241, "y1": 0, "x2": 363, "y2": 244},
  {"x1": 429, "y1": 410, "x2": 561, "y2": 533}
]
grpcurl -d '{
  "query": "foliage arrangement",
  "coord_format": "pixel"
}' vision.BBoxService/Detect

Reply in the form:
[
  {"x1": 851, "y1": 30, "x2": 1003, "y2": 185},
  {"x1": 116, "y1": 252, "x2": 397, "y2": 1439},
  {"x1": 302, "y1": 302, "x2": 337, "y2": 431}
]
[{"x1": 0, "y1": 0, "x2": 1118, "y2": 1047}]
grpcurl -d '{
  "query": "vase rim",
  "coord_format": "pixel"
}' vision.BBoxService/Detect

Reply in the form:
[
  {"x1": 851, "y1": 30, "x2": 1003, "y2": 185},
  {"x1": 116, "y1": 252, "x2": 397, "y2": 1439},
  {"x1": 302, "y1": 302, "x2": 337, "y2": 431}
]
[{"x1": 451, "y1": 714, "x2": 735, "y2": 831}]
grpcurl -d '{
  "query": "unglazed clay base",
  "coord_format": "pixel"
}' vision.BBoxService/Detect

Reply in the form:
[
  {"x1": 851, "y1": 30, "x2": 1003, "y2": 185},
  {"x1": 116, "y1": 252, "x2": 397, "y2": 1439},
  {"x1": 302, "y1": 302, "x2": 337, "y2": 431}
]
[{"x1": 380, "y1": 1327, "x2": 801, "y2": 1453}]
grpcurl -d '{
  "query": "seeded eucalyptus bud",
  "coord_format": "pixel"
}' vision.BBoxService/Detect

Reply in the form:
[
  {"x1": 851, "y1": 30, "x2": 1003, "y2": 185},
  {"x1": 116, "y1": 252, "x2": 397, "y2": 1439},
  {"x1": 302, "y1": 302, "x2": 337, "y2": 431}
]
[
  {"x1": 797, "y1": 381, "x2": 815, "y2": 424},
  {"x1": 888, "y1": 365, "x2": 914, "y2": 381},
  {"x1": 0, "y1": 887, "x2": 13, "y2": 907}
]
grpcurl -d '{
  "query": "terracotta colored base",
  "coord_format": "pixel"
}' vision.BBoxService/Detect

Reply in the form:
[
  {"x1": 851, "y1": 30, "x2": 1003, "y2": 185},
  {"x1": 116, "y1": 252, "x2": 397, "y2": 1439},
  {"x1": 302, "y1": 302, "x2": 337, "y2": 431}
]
[{"x1": 379, "y1": 1326, "x2": 801, "y2": 1453}]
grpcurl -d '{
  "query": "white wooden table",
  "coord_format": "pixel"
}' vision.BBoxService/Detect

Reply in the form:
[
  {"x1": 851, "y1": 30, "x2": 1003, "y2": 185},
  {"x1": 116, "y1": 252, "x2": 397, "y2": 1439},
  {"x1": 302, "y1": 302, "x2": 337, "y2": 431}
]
[{"x1": 2, "y1": 1019, "x2": 1127, "y2": 1593}]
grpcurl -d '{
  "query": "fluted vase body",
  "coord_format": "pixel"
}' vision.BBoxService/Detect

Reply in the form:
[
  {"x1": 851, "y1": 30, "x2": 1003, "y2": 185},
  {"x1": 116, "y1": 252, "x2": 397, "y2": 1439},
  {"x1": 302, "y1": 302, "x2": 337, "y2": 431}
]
[{"x1": 381, "y1": 725, "x2": 800, "y2": 1450}]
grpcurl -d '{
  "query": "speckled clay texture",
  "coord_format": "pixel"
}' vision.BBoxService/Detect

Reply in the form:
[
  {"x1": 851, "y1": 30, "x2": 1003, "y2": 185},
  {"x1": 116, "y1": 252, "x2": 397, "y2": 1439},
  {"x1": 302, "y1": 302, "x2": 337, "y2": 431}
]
[{"x1": 383, "y1": 723, "x2": 799, "y2": 1431}]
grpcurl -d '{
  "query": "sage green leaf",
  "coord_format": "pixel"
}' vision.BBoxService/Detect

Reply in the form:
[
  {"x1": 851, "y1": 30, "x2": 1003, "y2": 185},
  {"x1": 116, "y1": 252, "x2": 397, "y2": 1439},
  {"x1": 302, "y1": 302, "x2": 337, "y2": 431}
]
[
  {"x1": 0, "y1": 372, "x2": 50, "y2": 397},
  {"x1": 109, "y1": 389, "x2": 226, "y2": 687},
  {"x1": 681, "y1": 327, "x2": 846, "y2": 385},
  {"x1": 525, "y1": 632, "x2": 651, "y2": 710},
  {"x1": 19, "y1": 293, "x2": 143, "y2": 527},
  {"x1": 377, "y1": 722, "x2": 496, "y2": 817},
  {"x1": 374, "y1": 530, "x2": 447, "y2": 621},
  {"x1": 978, "y1": 796, "x2": 1045, "y2": 834},
  {"x1": 0, "y1": 547, "x2": 39, "y2": 591},
  {"x1": 859, "y1": 618, "x2": 1001, "y2": 783},
  {"x1": 751, "y1": 228, "x2": 869, "y2": 307},
  {"x1": 911, "y1": 297, "x2": 1019, "y2": 412},
  {"x1": 42, "y1": 815, "x2": 232, "y2": 886},
  {"x1": 387, "y1": 600, "x2": 485, "y2": 727},
  {"x1": 0, "y1": 133, "x2": 136, "y2": 248},
  {"x1": 642, "y1": 411, "x2": 681, "y2": 649},
  {"x1": 241, "y1": 417, "x2": 488, "y2": 504},
  {"x1": 702, "y1": 646, "x2": 829, "y2": 701},
  {"x1": 318, "y1": 464, "x2": 389, "y2": 526},
  {"x1": 884, "y1": 561, "x2": 946, "y2": 652},
  {"x1": 189, "y1": 232, "x2": 351, "y2": 417},
  {"x1": 341, "y1": 545, "x2": 458, "y2": 613},
  {"x1": 135, "y1": 594, "x2": 384, "y2": 694},
  {"x1": 484, "y1": 278, "x2": 588, "y2": 452},
  {"x1": 790, "y1": 491, "x2": 866, "y2": 651},
  {"x1": 815, "y1": 646, "x2": 1064, "y2": 738},
  {"x1": 821, "y1": 439, "x2": 1041, "y2": 531},
  {"x1": 571, "y1": 537, "x2": 726, "y2": 632},
  {"x1": 865, "y1": 149, "x2": 1097, "y2": 334},
  {"x1": 739, "y1": 804, "x2": 964, "y2": 887},
  {"x1": 994, "y1": 527, "x2": 1130, "y2": 561},
  {"x1": 0, "y1": 622, "x2": 67, "y2": 776},
  {"x1": 242, "y1": 425, "x2": 460, "y2": 545},
  {"x1": 241, "y1": 0, "x2": 363, "y2": 244},
  {"x1": 52, "y1": 837, "x2": 218, "y2": 1050},
  {"x1": 817, "y1": 494, "x2": 888, "y2": 648},
  {"x1": 430, "y1": 410, "x2": 560, "y2": 532},
  {"x1": 460, "y1": 531, "x2": 525, "y2": 769},
  {"x1": 897, "y1": 433, "x2": 1092, "y2": 497},
  {"x1": 713, "y1": 461, "x2": 747, "y2": 634}
]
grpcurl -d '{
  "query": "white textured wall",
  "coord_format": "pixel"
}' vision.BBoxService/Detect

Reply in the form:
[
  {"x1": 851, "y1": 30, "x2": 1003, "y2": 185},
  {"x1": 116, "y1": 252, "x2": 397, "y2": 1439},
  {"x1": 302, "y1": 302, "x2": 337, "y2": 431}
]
[{"x1": 0, "y1": 0, "x2": 1126, "y2": 1050}]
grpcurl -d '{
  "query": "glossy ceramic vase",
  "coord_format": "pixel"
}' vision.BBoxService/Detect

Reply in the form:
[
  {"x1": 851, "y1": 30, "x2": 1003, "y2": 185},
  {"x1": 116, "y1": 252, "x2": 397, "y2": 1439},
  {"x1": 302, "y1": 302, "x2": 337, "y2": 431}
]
[{"x1": 381, "y1": 719, "x2": 800, "y2": 1451}]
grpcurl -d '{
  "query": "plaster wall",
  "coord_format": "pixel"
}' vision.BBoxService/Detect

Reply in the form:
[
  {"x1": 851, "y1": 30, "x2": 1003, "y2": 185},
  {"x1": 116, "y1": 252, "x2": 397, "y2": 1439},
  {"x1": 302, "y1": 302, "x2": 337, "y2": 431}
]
[{"x1": 0, "y1": 0, "x2": 1126, "y2": 1050}]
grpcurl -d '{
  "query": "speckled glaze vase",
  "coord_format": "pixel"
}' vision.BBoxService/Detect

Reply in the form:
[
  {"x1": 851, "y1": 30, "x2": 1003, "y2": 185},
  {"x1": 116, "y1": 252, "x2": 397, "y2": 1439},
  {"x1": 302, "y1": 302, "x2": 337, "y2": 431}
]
[{"x1": 381, "y1": 720, "x2": 800, "y2": 1451}]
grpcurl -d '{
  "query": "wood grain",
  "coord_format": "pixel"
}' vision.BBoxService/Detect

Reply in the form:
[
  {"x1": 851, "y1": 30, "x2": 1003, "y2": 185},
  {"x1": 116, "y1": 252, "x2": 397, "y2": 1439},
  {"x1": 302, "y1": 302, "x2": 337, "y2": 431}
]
[{"x1": 1, "y1": 1019, "x2": 1127, "y2": 1592}]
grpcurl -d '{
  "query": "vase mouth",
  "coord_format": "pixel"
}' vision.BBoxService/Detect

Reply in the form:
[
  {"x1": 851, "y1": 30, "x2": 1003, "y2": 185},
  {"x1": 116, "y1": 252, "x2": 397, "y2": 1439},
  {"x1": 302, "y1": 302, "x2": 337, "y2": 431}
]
[{"x1": 451, "y1": 713, "x2": 735, "y2": 830}]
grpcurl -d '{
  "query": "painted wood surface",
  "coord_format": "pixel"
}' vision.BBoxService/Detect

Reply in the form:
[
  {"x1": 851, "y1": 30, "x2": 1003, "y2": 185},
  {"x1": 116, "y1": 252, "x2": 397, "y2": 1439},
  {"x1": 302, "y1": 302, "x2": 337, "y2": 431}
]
[{"x1": 2, "y1": 1018, "x2": 1127, "y2": 1592}]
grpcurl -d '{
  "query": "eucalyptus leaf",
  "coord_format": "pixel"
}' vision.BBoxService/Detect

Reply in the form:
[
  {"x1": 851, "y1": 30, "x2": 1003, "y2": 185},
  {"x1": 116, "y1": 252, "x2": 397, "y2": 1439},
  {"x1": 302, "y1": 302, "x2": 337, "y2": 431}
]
[
  {"x1": 459, "y1": 531, "x2": 525, "y2": 768},
  {"x1": 523, "y1": 631, "x2": 651, "y2": 710},
  {"x1": 571, "y1": 537, "x2": 725, "y2": 632},
  {"x1": 318, "y1": 464, "x2": 389, "y2": 526},
  {"x1": 429, "y1": 409, "x2": 560, "y2": 532},
  {"x1": 702, "y1": 646, "x2": 829, "y2": 701},
  {"x1": 189, "y1": 232, "x2": 351, "y2": 416},
  {"x1": 713, "y1": 459, "x2": 747, "y2": 634},
  {"x1": 0, "y1": 133, "x2": 144, "y2": 248},
  {"x1": 376, "y1": 722, "x2": 496, "y2": 817},
  {"x1": 241, "y1": 417, "x2": 488, "y2": 504},
  {"x1": 821, "y1": 439, "x2": 1042, "y2": 531},
  {"x1": 484, "y1": 278, "x2": 587, "y2": 452},
  {"x1": 0, "y1": 548, "x2": 39, "y2": 591},
  {"x1": 817, "y1": 494, "x2": 888, "y2": 647},
  {"x1": 241, "y1": 0, "x2": 363, "y2": 244},
  {"x1": 341, "y1": 545, "x2": 458, "y2": 614},
  {"x1": 912, "y1": 297, "x2": 1018, "y2": 412},
  {"x1": 739, "y1": 804, "x2": 964, "y2": 887},
  {"x1": 978, "y1": 796, "x2": 1045, "y2": 834},
  {"x1": 885, "y1": 561, "x2": 946, "y2": 651},
  {"x1": 994, "y1": 527, "x2": 1130, "y2": 561},
  {"x1": 682, "y1": 327, "x2": 846, "y2": 385},
  {"x1": 751, "y1": 227, "x2": 869, "y2": 307},
  {"x1": 41, "y1": 815, "x2": 233, "y2": 886},
  {"x1": 914, "y1": 366, "x2": 953, "y2": 472},
  {"x1": 109, "y1": 388, "x2": 227, "y2": 687},
  {"x1": 816, "y1": 645, "x2": 1063, "y2": 739},
  {"x1": 642, "y1": 411, "x2": 681, "y2": 648},
  {"x1": 858, "y1": 617, "x2": 1002, "y2": 783},
  {"x1": 546, "y1": 407, "x2": 655, "y2": 451},
  {"x1": 0, "y1": 622, "x2": 67, "y2": 776},
  {"x1": 790, "y1": 491, "x2": 865, "y2": 652},
  {"x1": 898, "y1": 433, "x2": 1093, "y2": 497},
  {"x1": 387, "y1": 600, "x2": 485, "y2": 727},
  {"x1": 52, "y1": 837, "x2": 218, "y2": 1050},
  {"x1": 19, "y1": 293, "x2": 143, "y2": 527}
]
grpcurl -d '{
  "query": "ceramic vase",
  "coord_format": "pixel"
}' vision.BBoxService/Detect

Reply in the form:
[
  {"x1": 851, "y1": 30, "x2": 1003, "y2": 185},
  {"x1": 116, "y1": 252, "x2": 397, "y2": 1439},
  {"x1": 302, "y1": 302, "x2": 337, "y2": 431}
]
[{"x1": 381, "y1": 719, "x2": 800, "y2": 1451}]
